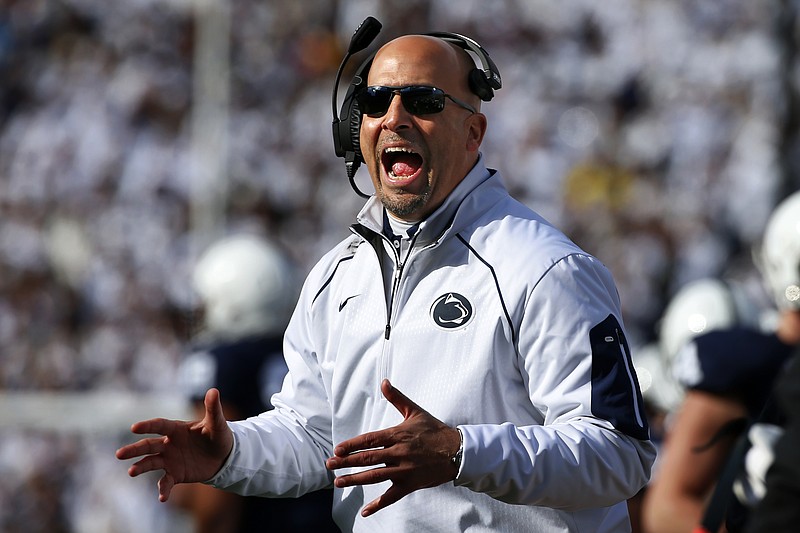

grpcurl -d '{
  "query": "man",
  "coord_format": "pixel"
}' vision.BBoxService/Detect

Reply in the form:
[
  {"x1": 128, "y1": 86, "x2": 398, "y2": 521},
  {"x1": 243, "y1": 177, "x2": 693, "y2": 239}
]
[
  {"x1": 642, "y1": 191, "x2": 800, "y2": 533},
  {"x1": 117, "y1": 32, "x2": 655, "y2": 532}
]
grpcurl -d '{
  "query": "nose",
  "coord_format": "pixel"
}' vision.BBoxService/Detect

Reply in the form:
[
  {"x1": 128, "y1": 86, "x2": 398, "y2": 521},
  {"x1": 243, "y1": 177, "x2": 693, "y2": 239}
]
[{"x1": 381, "y1": 91, "x2": 412, "y2": 131}]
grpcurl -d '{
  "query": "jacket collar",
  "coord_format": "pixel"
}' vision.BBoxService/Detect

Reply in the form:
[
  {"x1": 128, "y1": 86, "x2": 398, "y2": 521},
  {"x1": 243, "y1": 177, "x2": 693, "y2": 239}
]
[{"x1": 354, "y1": 155, "x2": 496, "y2": 246}]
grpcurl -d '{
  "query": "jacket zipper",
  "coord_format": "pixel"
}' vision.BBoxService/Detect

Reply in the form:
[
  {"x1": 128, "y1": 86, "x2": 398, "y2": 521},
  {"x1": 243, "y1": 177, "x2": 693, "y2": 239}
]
[
  {"x1": 385, "y1": 240, "x2": 402, "y2": 340},
  {"x1": 384, "y1": 232, "x2": 419, "y2": 340}
]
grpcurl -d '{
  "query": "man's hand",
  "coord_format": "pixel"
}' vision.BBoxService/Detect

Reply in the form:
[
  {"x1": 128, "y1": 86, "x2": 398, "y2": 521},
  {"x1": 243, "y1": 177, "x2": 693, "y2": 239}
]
[
  {"x1": 325, "y1": 379, "x2": 462, "y2": 517},
  {"x1": 115, "y1": 388, "x2": 234, "y2": 502}
]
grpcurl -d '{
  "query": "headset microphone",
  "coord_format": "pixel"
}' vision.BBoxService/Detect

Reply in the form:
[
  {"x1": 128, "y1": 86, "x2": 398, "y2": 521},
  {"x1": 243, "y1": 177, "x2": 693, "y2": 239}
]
[{"x1": 332, "y1": 16, "x2": 382, "y2": 198}]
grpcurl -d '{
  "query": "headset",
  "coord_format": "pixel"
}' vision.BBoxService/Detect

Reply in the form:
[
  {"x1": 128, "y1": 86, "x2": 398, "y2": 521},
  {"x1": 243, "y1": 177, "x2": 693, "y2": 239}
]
[{"x1": 331, "y1": 17, "x2": 502, "y2": 198}]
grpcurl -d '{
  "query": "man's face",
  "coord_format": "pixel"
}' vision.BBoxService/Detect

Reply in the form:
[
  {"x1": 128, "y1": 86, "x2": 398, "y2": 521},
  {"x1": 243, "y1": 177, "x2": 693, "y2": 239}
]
[{"x1": 359, "y1": 36, "x2": 486, "y2": 221}]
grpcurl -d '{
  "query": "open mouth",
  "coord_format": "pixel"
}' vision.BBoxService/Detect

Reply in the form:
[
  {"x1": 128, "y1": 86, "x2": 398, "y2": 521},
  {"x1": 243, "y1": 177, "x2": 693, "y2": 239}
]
[{"x1": 381, "y1": 146, "x2": 424, "y2": 185}]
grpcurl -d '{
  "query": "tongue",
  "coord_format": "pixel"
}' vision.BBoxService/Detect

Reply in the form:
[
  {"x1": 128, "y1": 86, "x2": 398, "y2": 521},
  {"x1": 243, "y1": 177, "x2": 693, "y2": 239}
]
[{"x1": 391, "y1": 153, "x2": 421, "y2": 177}]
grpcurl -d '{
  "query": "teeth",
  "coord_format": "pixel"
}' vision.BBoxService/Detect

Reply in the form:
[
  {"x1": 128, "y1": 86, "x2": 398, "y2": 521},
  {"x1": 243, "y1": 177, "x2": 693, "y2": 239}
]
[{"x1": 384, "y1": 147, "x2": 415, "y2": 154}]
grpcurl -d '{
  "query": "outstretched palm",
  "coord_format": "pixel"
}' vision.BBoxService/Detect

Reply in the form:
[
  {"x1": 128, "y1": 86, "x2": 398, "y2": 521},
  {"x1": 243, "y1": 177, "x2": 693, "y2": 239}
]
[
  {"x1": 116, "y1": 388, "x2": 233, "y2": 502},
  {"x1": 325, "y1": 379, "x2": 462, "y2": 516}
]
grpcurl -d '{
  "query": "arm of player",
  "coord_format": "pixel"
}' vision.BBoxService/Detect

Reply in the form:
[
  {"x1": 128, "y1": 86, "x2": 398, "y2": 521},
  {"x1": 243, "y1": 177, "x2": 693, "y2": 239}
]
[
  {"x1": 641, "y1": 390, "x2": 747, "y2": 533},
  {"x1": 115, "y1": 387, "x2": 234, "y2": 502},
  {"x1": 325, "y1": 378, "x2": 462, "y2": 517}
]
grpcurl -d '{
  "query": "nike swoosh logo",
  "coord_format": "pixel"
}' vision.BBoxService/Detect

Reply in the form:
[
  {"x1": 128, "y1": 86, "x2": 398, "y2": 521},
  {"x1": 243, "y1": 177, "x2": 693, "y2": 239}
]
[{"x1": 339, "y1": 295, "x2": 359, "y2": 312}]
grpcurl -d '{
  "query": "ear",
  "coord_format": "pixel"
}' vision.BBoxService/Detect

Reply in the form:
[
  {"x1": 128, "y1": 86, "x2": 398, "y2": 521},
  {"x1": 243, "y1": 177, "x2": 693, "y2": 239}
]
[{"x1": 465, "y1": 113, "x2": 487, "y2": 153}]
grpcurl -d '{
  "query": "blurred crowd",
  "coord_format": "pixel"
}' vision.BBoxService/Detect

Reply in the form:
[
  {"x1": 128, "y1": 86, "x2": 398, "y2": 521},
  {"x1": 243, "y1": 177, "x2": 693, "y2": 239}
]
[{"x1": 0, "y1": 0, "x2": 798, "y2": 531}]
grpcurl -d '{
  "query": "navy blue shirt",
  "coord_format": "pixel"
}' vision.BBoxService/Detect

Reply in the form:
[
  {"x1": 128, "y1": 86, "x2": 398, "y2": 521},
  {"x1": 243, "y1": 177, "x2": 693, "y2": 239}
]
[{"x1": 675, "y1": 326, "x2": 794, "y2": 417}]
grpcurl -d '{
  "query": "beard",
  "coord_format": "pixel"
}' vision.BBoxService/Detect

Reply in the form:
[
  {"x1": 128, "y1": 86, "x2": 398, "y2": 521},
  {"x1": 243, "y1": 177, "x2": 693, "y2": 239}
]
[{"x1": 377, "y1": 177, "x2": 432, "y2": 219}]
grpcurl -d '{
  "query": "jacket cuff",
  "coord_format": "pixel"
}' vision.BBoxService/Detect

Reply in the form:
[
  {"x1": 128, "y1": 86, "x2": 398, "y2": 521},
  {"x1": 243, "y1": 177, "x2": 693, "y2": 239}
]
[{"x1": 453, "y1": 424, "x2": 474, "y2": 484}]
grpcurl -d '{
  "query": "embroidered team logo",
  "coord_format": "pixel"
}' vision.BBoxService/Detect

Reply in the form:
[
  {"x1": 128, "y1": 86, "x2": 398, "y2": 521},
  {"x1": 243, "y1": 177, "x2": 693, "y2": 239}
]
[{"x1": 430, "y1": 293, "x2": 474, "y2": 330}]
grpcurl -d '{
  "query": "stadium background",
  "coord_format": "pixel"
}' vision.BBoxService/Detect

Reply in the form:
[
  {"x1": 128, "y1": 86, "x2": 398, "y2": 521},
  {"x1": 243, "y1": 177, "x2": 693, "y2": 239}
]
[{"x1": 1, "y1": 0, "x2": 799, "y2": 531}]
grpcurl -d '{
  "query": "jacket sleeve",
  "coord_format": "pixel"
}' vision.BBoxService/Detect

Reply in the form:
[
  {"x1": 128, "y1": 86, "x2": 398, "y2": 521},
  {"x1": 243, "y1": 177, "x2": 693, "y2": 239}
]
[
  {"x1": 206, "y1": 267, "x2": 335, "y2": 498},
  {"x1": 455, "y1": 253, "x2": 656, "y2": 509}
]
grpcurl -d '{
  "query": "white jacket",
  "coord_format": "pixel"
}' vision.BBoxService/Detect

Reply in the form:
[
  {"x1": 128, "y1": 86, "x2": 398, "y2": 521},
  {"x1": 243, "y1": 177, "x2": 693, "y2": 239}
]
[{"x1": 209, "y1": 158, "x2": 656, "y2": 532}]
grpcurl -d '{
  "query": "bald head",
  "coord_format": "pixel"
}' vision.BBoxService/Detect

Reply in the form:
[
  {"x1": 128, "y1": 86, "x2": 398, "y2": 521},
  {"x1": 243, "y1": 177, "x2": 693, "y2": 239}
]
[{"x1": 368, "y1": 35, "x2": 481, "y2": 111}]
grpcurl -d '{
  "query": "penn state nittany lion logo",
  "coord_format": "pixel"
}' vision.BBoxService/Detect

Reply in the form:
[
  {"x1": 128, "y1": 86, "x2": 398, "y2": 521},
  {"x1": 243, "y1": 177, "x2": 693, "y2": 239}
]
[{"x1": 430, "y1": 293, "x2": 474, "y2": 330}]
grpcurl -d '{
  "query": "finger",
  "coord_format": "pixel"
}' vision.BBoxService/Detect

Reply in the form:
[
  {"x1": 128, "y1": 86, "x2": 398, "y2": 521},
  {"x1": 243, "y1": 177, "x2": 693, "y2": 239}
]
[
  {"x1": 328, "y1": 445, "x2": 394, "y2": 469},
  {"x1": 332, "y1": 428, "x2": 395, "y2": 457},
  {"x1": 128, "y1": 454, "x2": 167, "y2": 477},
  {"x1": 130, "y1": 418, "x2": 175, "y2": 436},
  {"x1": 381, "y1": 379, "x2": 423, "y2": 419},
  {"x1": 158, "y1": 473, "x2": 175, "y2": 502},
  {"x1": 115, "y1": 437, "x2": 166, "y2": 460},
  {"x1": 333, "y1": 465, "x2": 398, "y2": 489},
  {"x1": 361, "y1": 483, "x2": 408, "y2": 517}
]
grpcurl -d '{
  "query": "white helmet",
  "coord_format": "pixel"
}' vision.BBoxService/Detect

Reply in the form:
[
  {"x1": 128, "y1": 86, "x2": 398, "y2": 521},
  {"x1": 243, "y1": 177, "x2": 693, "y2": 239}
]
[
  {"x1": 632, "y1": 343, "x2": 684, "y2": 414},
  {"x1": 192, "y1": 234, "x2": 299, "y2": 340},
  {"x1": 659, "y1": 278, "x2": 759, "y2": 370},
  {"x1": 757, "y1": 191, "x2": 800, "y2": 311}
]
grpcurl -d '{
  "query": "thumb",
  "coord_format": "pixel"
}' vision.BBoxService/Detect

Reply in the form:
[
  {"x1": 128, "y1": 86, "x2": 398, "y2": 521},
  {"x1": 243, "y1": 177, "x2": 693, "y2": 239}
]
[
  {"x1": 203, "y1": 388, "x2": 235, "y2": 473},
  {"x1": 204, "y1": 388, "x2": 227, "y2": 429},
  {"x1": 381, "y1": 379, "x2": 424, "y2": 419}
]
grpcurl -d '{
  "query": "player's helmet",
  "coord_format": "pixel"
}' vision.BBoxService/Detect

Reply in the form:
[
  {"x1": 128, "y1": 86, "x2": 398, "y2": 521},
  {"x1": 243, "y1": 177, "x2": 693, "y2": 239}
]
[
  {"x1": 632, "y1": 343, "x2": 684, "y2": 414},
  {"x1": 757, "y1": 191, "x2": 800, "y2": 311},
  {"x1": 659, "y1": 278, "x2": 758, "y2": 370},
  {"x1": 192, "y1": 234, "x2": 299, "y2": 340}
]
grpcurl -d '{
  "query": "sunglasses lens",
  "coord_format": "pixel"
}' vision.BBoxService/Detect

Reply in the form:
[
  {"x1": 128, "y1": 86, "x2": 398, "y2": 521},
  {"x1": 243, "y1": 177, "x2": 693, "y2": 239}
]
[
  {"x1": 402, "y1": 87, "x2": 445, "y2": 115},
  {"x1": 357, "y1": 87, "x2": 393, "y2": 116}
]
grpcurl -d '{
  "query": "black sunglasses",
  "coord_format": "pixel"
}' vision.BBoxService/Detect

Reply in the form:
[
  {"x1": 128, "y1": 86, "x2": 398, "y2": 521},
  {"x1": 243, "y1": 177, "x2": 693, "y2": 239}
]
[{"x1": 356, "y1": 85, "x2": 477, "y2": 117}]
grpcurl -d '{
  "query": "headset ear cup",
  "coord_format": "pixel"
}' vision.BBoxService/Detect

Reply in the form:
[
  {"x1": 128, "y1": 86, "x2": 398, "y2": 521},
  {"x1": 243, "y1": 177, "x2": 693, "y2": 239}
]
[
  {"x1": 427, "y1": 31, "x2": 500, "y2": 102},
  {"x1": 468, "y1": 68, "x2": 494, "y2": 101},
  {"x1": 349, "y1": 99, "x2": 363, "y2": 164}
]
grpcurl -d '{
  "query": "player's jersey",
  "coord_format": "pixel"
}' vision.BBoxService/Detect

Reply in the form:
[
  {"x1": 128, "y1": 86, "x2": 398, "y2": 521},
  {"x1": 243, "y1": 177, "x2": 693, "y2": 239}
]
[
  {"x1": 182, "y1": 335, "x2": 286, "y2": 414},
  {"x1": 673, "y1": 326, "x2": 794, "y2": 417}
]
